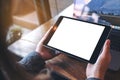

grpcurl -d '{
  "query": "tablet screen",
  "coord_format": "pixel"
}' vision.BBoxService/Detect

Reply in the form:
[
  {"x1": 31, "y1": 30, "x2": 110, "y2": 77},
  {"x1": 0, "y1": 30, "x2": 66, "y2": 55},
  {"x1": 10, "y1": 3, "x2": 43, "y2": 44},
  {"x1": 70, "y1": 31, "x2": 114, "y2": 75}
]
[{"x1": 44, "y1": 16, "x2": 111, "y2": 63}]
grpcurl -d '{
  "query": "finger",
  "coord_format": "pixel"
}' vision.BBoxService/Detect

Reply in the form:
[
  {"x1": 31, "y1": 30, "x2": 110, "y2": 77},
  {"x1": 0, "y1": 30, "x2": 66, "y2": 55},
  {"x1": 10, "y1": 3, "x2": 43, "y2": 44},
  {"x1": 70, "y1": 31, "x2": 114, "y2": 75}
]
[
  {"x1": 40, "y1": 26, "x2": 53, "y2": 43},
  {"x1": 101, "y1": 39, "x2": 111, "y2": 56}
]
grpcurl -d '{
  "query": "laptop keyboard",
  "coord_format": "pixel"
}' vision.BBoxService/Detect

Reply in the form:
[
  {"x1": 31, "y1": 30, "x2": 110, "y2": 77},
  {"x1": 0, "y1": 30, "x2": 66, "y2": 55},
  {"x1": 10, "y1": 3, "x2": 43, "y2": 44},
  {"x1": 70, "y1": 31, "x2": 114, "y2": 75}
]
[{"x1": 108, "y1": 29, "x2": 120, "y2": 52}]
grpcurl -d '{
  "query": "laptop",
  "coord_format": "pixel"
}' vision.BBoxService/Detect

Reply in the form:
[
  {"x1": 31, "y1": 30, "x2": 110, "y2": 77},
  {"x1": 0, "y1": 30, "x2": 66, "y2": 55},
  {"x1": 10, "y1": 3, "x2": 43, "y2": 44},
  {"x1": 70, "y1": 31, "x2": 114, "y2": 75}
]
[
  {"x1": 74, "y1": 0, "x2": 120, "y2": 71},
  {"x1": 108, "y1": 28, "x2": 120, "y2": 71}
]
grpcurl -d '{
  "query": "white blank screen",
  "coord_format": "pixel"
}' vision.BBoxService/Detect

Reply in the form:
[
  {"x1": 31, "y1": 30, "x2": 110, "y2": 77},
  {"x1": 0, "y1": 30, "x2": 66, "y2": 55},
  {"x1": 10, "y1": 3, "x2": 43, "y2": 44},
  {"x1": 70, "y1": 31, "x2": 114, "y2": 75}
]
[{"x1": 48, "y1": 18, "x2": 105, "y2": 60}]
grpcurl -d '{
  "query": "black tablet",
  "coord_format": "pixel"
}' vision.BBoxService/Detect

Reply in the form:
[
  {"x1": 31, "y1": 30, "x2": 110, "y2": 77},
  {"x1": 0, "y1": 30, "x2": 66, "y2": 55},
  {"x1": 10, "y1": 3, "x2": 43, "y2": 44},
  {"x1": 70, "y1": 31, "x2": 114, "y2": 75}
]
[{"x1": 44, "y1": 16, "x2": 111, "y2": 64}]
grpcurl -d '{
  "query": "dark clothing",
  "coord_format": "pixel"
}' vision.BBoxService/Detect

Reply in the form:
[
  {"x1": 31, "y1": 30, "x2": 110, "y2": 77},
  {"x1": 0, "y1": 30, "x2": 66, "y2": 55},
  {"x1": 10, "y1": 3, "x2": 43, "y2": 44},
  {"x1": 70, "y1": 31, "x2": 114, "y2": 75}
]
[
  {"x1": 18, "y1": 51, "x2": 101, "y2": 80},
  {"x1": 18, "y1": 52, "x2": 45, "y2": 74}
]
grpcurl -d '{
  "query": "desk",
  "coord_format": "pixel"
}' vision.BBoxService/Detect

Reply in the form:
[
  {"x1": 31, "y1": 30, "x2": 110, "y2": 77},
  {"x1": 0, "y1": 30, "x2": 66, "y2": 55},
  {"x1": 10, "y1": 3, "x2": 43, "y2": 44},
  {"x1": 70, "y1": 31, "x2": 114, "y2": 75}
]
[{"x1": 8, "y1": 4, "x2": 120, "y2": 80}]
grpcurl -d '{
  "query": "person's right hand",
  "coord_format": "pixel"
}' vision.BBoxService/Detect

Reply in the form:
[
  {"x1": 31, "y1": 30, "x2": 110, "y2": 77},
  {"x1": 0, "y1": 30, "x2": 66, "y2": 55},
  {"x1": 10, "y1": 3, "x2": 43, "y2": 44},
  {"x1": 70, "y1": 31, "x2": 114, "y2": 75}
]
[{"x1": 86, "y1": 39, "x2": 111, "y2": 80}]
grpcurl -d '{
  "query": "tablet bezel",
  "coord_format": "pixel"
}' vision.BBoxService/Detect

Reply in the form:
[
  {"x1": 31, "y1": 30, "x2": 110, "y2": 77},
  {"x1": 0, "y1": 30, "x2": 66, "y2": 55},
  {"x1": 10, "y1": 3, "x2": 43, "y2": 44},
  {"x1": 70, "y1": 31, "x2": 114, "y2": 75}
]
[{"x1": 43, "y1": 16, "x2": 111, "y2": 64}]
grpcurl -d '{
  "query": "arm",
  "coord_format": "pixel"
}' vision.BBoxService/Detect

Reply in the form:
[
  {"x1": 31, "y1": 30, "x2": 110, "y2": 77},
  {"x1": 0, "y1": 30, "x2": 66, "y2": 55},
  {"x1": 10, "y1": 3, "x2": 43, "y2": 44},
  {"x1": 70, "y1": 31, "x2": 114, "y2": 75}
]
[
  {"x1": 18, "y1": 51, "x2": 45, "y2": 74},
  {"x1": 86, "y1": 39, "x2": 111, "y2": 80},
  {"x1": 18, "y1": 27, "x2": 60, "y2": 74}
]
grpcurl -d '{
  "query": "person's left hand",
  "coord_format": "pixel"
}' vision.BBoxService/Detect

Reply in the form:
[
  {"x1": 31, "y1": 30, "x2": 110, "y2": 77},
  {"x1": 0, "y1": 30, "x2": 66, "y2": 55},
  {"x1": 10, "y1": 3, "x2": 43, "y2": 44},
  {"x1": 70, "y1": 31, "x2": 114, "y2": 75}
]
[
  {"x1": 86, "y1": 39, "x2": 111, "y2": 80},
  {"x1": 35, "y1": 27, "x2": 60, "y2": 60}
]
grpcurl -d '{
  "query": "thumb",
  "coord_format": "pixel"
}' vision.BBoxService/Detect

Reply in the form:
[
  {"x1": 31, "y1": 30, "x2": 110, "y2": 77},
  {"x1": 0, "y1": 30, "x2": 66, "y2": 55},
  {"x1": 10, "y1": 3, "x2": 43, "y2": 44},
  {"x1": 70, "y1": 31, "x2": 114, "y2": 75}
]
[
  {"x1": 38, "y1": 26, "x2": 53, "y2": 44},
  {"x1": 96, "y1": 39, "x2": 111, "y2": 64},
  {"x1": 102, "y1": 39, "x2": 111, "y2": 56}
]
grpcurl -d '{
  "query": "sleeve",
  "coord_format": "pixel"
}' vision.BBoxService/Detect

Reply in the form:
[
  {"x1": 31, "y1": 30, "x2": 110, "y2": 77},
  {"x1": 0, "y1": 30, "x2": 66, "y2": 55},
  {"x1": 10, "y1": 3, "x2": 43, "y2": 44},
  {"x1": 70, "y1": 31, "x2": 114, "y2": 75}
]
[
  {"x1": 86, "y1": 78, "x2": 101, "y2": 80},
  {"x1": 18, "y1": 51, "x2": 45, "y2": 74}
]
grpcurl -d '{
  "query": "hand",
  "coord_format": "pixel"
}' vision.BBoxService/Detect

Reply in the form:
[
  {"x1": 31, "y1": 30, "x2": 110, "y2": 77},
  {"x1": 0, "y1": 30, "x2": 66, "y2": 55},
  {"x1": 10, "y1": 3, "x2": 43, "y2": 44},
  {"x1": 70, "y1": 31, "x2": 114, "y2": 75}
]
[
  {"x1": 35, "y1": 27, "x2": 60, "y2": 60},
  {"x1": 86, "y1": 39, "x2": 111, "y2": 80}
]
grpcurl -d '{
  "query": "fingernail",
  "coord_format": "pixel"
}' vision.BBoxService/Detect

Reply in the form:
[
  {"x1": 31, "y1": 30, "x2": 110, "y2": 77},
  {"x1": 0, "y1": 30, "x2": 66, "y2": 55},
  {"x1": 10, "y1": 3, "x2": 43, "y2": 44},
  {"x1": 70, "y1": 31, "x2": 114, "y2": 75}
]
[{"x1": 106, "y1": 39, "x2": 110, "y2": 46}]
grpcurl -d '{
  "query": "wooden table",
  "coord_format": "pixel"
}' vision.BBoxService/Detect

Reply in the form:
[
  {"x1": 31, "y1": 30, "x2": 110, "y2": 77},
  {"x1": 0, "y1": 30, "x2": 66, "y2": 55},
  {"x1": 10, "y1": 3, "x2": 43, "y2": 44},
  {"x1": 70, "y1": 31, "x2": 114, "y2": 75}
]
[{"x1": 8, "y1": 4, "x2": 120, "y2": 80}]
